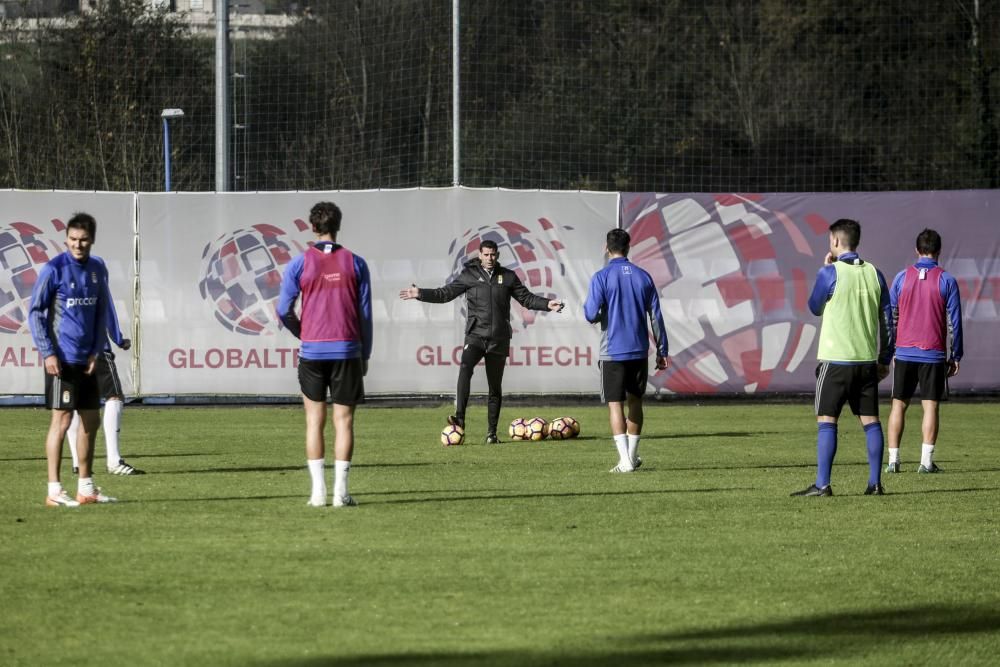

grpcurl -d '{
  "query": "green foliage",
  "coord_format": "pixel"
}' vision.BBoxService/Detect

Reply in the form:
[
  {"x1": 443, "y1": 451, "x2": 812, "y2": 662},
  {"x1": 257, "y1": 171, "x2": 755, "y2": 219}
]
[
  {"x1": 1, "y1": 401, "x2": 999, "y2": 665},
  {"x1": 0, "y1": 0, "x2": 998, "y2": 190}
]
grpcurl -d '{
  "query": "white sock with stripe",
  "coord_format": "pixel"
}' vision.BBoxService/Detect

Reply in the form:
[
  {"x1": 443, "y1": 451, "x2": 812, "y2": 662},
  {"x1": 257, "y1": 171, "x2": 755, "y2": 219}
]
[
  {"x1": 334, "y1": 460, "x2": 351, "y2": 500},
  {"x1": 307, "y1": 458, "x2": 326, "y2": 504},
  {"x1": 103, "y1": 400, "x2": 123, "y2": 469},
  {"x1": 67, "y1": 411, "x2": 81, "y2": 469}
]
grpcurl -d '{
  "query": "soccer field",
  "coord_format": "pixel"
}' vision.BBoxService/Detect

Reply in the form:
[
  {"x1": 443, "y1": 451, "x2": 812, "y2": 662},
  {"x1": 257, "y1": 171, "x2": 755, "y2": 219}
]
[{"x1": 2, "y1": 401, "x2": 998, "y2": 666}]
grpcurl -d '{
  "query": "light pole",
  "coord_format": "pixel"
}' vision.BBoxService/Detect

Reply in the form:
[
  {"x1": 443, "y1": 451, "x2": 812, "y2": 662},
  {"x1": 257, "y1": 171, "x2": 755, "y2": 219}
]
[{"x1": 161, "y1": 108, "x2": 185, "y2": 191}]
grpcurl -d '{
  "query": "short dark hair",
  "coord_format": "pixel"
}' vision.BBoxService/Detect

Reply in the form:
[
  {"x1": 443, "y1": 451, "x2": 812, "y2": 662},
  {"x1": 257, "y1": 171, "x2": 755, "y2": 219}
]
[
  {"x1": 309, "y1": 201, "x2": 342, "y2": 236},
  {"x1": 829, "y1": 218, "x2": 861, "y2": 250},
  {"x1": 916, "y1": 228, "x2": 942, "y2": 255},
  {"x1": 66, "y1": 212, "x2": 97, "y2": 242},
  {"x1": 480, "y1": 240, "x2": 499, "y2": 253},
  {"x1": 606, "y1": 228, "x2": 630, "y2": 255}
]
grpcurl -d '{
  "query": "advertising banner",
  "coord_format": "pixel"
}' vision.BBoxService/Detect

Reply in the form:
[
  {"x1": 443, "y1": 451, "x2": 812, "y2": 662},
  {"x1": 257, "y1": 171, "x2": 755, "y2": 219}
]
[
  {"x1": 137, "y1": 189, "x2": 617, "y2": 395},
  {"x1": 621, "y1": 191, "x2": 1000, "y2": 393},
  {"x1": 1, "y1": 191, "x2": 136, "y2": 396}
]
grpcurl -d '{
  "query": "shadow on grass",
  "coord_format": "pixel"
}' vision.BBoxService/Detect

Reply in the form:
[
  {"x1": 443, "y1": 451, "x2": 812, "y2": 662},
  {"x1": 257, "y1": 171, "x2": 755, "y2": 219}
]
[
  {"x1": 252, "y1": 603, "x2": 1000, "y2": 666},
  {"x1": 154, "y1": 462, "x2": 438, "y2": 475}
]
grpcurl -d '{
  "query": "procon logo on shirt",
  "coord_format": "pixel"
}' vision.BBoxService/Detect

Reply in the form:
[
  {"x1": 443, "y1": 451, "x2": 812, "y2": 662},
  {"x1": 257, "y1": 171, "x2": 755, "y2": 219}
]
[
  {"x1": 323, "y1": 273, "x2": 342, "y2": 282},
  {"x1": 66, "y1": 297, "x2": 98, "y2": 308}
]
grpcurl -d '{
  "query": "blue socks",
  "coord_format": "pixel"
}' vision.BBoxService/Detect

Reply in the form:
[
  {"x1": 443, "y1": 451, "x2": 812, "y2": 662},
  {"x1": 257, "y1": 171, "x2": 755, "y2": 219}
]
[
  {"x1": 864, "y1": 422, "x2": 884, "y2": 486},
  {"x1": 816, "y1": 422, "x2": 838, "y2": 488}
]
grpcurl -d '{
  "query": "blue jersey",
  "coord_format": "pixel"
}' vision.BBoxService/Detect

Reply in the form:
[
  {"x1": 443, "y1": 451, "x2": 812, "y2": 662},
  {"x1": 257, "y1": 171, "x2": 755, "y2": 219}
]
[
  {"x1": 584, "y1": 257, "x2": 668, "y2": 361},
  {"x1": 29, "y1": 252, "x2": 110, "y2": 365}
]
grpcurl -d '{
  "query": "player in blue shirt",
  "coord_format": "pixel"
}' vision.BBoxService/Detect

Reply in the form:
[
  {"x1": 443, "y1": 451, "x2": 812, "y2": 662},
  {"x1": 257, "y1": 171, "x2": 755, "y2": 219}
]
[
  {"x1": 584, "y1": 228, "x2": 669, "y2": 472},
  {"x1": 29, "y1": 213, "x2": 118, "y2": 507}
]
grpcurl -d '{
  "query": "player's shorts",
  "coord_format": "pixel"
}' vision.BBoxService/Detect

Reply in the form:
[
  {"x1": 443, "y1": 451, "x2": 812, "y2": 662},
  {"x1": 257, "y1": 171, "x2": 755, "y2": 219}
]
[
  {"x1": 814, "y1": 362, "x2": 880, "y2": 418},
  {"x1": 44, "y1": 363, "x2": 101, "y2": 411},
  {"x1": 298, "y1": 358, "x2": 366, "y2": 405},
  {"x1": 94, "y1": 350, "x2": 125, "y2": 400},
  {"x1": 891, "y1": 360, "x2": 948, "y2": 402},
  {"x1": 599, "y1": 358, "x2": 648, "y2": 403}
]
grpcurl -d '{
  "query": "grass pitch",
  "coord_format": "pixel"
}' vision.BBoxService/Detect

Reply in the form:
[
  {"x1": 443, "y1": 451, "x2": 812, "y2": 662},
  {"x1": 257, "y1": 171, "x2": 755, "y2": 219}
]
[{"x1": 1, "y1": 400, "x2": 998, "y2": 666}]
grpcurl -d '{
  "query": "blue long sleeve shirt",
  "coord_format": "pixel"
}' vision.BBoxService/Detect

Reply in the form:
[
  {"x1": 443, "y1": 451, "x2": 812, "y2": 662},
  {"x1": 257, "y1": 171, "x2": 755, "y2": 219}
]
[
  {"x1": 807, "y1": 252, "x2": 893, "y2": 366},
  {"x1": 889, "y1": 258, "x2": 963, "y2": 363},
  {"x1": 584, "y1": 257, "x2": 668, "y2": 361},
  {"x1": 29, "y1": 252, "x2": 110, "y2": 365}
]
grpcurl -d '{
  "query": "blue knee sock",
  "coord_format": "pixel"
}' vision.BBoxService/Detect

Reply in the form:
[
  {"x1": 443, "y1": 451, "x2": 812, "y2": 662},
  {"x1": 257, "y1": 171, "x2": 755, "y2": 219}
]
[
  {"x1": 816, "y1": 422, "x2": 838, "y2": 488},
  {"x1": 864, "y1": 422, "x2": 884, "y2": 486}
]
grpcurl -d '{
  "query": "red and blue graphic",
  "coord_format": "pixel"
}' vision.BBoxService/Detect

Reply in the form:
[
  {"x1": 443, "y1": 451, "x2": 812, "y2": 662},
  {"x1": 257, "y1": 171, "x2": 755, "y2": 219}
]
[
  {"x1": 447, "y1": 218, "x2": 570, "y2": 332},
  {"x1": 199, "y1": 221, "x2": 309, "y2": 336},
  {"x1": 623, "y1": 193, "x2": 829, "y2": 393},
  {"x1": 0, "y1": 219, "x2": 65, "y2": 334}
]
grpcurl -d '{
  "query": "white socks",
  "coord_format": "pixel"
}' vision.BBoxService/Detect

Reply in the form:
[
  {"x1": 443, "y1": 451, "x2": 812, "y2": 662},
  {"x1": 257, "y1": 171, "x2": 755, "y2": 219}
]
[
  {"x1": 307, "y1": 458, "x2": 326, "y2": 505},
  {"x1": 78, "y1": 477, "x2": 95, "y2": 496},
  {"x1": 67, "y1": 411, "x2": 81, "y2": 468},
  {"x1": 888, "y1": 447, "x2": 900, "y2": 464},
  {"x1": 334, "y1": 460, "x2": 351, "y2": 500},
  {"x1": 104, "y1": 400, "x2": 123, "y2": 469},
  {"x1": 48, "y1": 481, "x2": 63, "y2": 497},
  {"x1": 627, "y1": 433, "x2": 640, "y2": 463},
  {"x1": 921, "y1": 443, "x2": 935, "y2": 468},
  {"x1": 613, "y1": 433, "x2": 631, "y2": 470}
]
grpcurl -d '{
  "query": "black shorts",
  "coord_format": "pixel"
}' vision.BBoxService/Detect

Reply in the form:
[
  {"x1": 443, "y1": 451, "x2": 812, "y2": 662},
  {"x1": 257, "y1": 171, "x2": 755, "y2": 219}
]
[
  {"x1": 815, "y1": 362, "x2": 880, "y2": 418},
  {"x1": 600, "y1": 358, "x2": 648, "y2": 403},
  {"x1": 44, "y1": 363, "x2": 101, "y2": 411},
  {"x1": 298, "y1": 358, "x2": 365, "y2": 405},
  {"x1": 892, "y1": 360, "x2": 948, "y2": 402},
  {"x1": 94, "y1": 350, "x2": 125, "y2": 400}
]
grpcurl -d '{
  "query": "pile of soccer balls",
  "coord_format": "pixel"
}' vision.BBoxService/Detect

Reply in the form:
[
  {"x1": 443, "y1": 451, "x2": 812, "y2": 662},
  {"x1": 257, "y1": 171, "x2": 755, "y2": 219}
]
[{"x1": 509, "y1": 416, "x2": 581, "y2": 442}]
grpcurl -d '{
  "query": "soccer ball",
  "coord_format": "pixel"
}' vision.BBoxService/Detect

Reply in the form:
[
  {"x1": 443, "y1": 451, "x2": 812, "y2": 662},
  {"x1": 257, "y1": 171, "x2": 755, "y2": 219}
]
[
  {"x1": 441, "y1": 423, "x2": 465, "y2": 446},
  {"x1": 509, "y1": 418, "x2": 529, "y2": 441},
  {"x1": 548, "y1": 417, "x2": 573, "y2": 440},
  {"x1": 563, "y1": 416, "x2": 581, "y2": 438},
  {"x1": 526, "y1": 417, "x2": 548, "y2": 441}
]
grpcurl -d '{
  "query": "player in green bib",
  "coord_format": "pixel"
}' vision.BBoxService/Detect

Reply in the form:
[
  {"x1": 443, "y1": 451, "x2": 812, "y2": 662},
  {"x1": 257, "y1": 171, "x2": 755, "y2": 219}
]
[{"x1": 791, "y1": 218, "x2": 893, "y2": 497}]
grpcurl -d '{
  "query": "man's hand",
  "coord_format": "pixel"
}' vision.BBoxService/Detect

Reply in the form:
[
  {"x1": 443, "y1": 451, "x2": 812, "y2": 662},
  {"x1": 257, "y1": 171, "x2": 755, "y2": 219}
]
[
  {"x1": 655, "y1": 355, "x2": 669, "y2": 370},
  {"x1": 824, "y1": 251, "x2": 836, "y2": 266},
  {"x1": 948, "y1": 360, "x2": 960, "y2": 377},
  {"x1": 43, "y1": 355, "x2": 60, "y2": 376},
  {"x1": 399, "y1": 284, "x2": 419, "y2": 300},
  {"x1": 876, "y1": 363, "x2": 890, "y2": 382},
  {"x1": 120, "y1": 338, "x2": 132, "y2": 351},
  {"x1": 547, "y1": 299, "x2": 564, "y2": 313},
  {"x1": 85, "y1": 355, "x2": 97, "y2": 375}
]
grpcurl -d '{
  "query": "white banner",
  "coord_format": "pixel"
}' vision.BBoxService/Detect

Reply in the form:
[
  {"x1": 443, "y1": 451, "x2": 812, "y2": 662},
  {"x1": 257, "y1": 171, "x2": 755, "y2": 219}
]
[
  {"x1": 1, "y1": 191, "x2": 137, "y2": 396},
  {"x1": 137, "y1": 189, "x2": 617, "y2": 396}
]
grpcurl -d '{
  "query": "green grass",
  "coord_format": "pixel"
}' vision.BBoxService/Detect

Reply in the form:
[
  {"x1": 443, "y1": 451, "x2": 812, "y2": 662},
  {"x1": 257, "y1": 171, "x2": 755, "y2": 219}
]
[{"x1": 1, "y1": 401, "x2": 998, "y2": 666}]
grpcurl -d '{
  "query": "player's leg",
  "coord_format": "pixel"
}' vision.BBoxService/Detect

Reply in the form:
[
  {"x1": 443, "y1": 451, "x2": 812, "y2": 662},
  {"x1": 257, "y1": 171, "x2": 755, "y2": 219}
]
[
  {"x1": 887, "y1": 360, "x2": 917, "y2": 472},
  {"x1": 75, "y1": 407, "x2": 116, "y2": 504},
  {"x1": 329, "y1": 358, "x2": 364, "y2": 507},
  {"x1": 853, "y1": 365, "x2": 884, "y2": 493},
  {"x1": 43, "y1": 368, "x2": 79, "y2": 506},
  {"x1": 97, "y1": 351, "x2": 140, "y2": 474},
  {"x1": 66, "y1": 411, "x2": 81, "y2": 472},
  {"x1": 602, "y1": 361, "x2": 632, "y2": 472},
  {"x1": 484, "y1": 352, "x2": 506, "y2": 442},
  {"x1": 624, "y1": 359, "x2": 648, "y2": 467},
  {"x1": 299, "y1": 359, "x2": 329, "y2": 506},
  {"x1": 453, "y1": 340, "x2": 487, "y2": 428},
  {"x1": 331, "y1": 403, "x2": 356, "y2": 506},
  {"x1": 916, "y1": 362, "x2": 947, "y2": 472},
  {"x1": 886, "y1": 399, "x2": 908, "y2": 472},
  {"x1": 793, "y1": 362, "x2": 842, "y2": 496}
]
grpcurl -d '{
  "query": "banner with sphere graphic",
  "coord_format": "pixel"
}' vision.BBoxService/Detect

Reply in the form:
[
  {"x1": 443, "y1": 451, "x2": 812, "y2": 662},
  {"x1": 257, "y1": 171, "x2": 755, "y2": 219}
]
[
  {"x1": 135, "y1": 189, "x2": 616, "y2": 395},
  {"x1": 621, "y1": 191, "x2": 1000, "y2": 394},
  {"x1": 1, "y1": 191, "x2": 136, "y2": 396}
]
